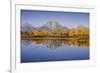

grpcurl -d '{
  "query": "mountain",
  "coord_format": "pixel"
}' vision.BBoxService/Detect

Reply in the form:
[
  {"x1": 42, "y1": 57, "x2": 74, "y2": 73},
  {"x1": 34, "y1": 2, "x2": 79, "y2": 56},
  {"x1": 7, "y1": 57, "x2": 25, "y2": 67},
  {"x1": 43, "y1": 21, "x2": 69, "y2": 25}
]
[
  {"x1": 21, "y1": 19, "x2": 68, "y2": 32},
  {"x1": 39, "y1": 19, "x2": 64, "y2": 30},
  {"x1": 21, "y1": 23, "x2": 36, "y2": 32},
  {"x1": 76, "y1": 25, "x2": 89, "y2": 29}
]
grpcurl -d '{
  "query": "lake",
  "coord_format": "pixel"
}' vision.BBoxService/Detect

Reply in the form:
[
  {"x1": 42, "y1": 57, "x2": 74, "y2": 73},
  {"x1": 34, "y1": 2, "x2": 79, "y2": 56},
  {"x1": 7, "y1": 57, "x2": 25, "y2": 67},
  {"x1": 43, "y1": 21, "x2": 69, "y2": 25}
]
[{"x1": 21, "y1": 39, "x2": 89, "y2": 63}]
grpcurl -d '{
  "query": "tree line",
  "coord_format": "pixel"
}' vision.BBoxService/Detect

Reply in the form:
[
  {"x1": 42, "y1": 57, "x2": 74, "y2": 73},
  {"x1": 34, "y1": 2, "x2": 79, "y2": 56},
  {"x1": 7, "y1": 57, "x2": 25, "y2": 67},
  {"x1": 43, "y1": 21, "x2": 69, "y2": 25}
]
[{"x1": 21, "y1": 27, "x2": 89, "y2": 37}]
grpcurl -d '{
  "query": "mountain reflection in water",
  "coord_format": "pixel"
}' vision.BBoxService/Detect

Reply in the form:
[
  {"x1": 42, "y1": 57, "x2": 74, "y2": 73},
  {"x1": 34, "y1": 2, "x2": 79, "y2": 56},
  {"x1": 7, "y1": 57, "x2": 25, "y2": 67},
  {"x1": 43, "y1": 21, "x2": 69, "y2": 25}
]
[
  {"x1": 21, "y1": 39, "x2": 89, "y2": 49},
  {"x1": 21, "y1": 39, "x2": 89, "y2": 62}
]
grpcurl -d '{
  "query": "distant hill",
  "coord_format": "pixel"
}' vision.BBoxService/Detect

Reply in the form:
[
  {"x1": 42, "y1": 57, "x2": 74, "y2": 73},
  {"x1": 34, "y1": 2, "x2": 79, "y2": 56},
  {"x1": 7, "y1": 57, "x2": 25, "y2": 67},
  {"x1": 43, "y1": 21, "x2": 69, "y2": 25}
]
[
  {"x1": 76, "y1": 25, "x2": 89, "y2": 30},
  {"x1": 21, "y1": 23, "x2": 36, "y2": 32}
]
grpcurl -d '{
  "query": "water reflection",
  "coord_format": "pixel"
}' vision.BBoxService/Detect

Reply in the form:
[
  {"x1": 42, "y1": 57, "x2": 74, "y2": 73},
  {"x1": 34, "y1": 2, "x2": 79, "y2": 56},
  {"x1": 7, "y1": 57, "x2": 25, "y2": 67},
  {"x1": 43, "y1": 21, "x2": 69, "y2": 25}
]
[
  {"x1": 21, "y1": 39, "x2": 89, "y2": 49},
  {"x1": 21, "y1": 40, "x2": 33, "y2": 48}
]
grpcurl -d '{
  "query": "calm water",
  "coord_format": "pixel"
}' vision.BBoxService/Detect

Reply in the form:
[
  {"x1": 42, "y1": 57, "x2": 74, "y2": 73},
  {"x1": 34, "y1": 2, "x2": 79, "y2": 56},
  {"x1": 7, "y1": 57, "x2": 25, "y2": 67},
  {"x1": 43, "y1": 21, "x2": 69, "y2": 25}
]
[{"x1": 21, "y1": 39, "x2": 89, "y2": 63}]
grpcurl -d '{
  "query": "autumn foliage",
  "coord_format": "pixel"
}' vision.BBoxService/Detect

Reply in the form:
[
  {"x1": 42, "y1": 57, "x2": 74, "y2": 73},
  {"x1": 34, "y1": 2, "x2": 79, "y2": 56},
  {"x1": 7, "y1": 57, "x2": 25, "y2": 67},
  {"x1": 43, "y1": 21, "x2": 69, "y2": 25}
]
[{"x1": 21, "y1": 27, "x2": 89, "y2": 40}]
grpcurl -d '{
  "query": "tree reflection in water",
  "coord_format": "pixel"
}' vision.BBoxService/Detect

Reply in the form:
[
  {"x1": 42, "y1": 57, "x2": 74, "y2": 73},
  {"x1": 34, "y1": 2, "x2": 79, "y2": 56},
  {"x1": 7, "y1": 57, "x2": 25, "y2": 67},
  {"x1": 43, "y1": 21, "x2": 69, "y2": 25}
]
[
  {"x1": 29, "y1": 39, "x2": 89, "y2": 49},
  {"x1": 21, "y1": 39, "x2": 89, "y2": 49}
]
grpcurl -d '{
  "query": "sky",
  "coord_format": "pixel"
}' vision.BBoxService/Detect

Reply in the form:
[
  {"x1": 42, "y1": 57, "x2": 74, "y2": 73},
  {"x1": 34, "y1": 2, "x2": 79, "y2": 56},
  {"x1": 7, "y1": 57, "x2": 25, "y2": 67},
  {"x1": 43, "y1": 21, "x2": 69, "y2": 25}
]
[{"x1": 21, "y1": 9, "x2": 89, "y2": 28}]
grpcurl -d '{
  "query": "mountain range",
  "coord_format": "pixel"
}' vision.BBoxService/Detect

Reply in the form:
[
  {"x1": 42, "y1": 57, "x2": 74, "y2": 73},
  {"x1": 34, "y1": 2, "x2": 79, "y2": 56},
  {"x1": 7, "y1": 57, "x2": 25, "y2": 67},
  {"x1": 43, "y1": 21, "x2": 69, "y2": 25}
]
[{"x1": 21, "y1": 19, "x2": 88, "y2": 32}]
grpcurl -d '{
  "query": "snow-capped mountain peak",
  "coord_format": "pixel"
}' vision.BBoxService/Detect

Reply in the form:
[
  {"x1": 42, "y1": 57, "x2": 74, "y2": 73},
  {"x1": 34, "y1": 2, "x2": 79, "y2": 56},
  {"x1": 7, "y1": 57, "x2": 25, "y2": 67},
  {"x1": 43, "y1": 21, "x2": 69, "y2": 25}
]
[{"x1": 39, "y1": 19, "x2": 63, "y2": 30}]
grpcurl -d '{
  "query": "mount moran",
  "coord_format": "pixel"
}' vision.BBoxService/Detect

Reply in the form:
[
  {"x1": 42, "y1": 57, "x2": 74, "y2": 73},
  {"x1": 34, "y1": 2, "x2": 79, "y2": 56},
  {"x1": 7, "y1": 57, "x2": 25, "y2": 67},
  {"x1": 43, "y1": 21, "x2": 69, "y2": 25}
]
[{"x1": 21, "y1": 19, "x2": 87, "y2": 32}]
